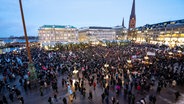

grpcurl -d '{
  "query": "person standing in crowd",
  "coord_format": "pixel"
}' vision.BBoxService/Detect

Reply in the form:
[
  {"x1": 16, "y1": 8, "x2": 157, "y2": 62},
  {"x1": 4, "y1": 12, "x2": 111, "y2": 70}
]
[
  {"x1": 88, "y1": 90, "x2": 93, "y2": 100},
  {"x1": 175, "y1": 91, "x2": 180, "y2": 101},
  {"x1": 0, "y1": 99, "x2": 3, "y2": 104},
  {"x1": 9, "y1": 91, "x2": 14, "y2": 102},
  {"x1": 19, "y1": 96, "x2": 24, "y2": 104},
  {"x1": 152, "y1": 95, "x2": 156, "y2": 104},
  {"x1": 73, "y1": 91, "x2": 76, "y2": 99},
  {"x1": 131, "y1": 94, "x2": 135, "y2": 104},
  {"x1": 48, "y1": 97, "x2": 52, "y2": 104},
  {"x1": 116, "y1": 100, "x2": 119, "y2": 104},
  {"x1": 63, "y1": 97, "x2": 67, "y2": 104},
  {"x1": 0, "y1": 43, "x2": 183, "y2": 104},
  {"x1": 2, "y1": 95, "x2": 8, "y2": 104},
  {"x1": 101, "y1": 93, "x2": 105, "y2": 103},
  {"x1": 40, "y1": 86, "x2": 43, "y2": 96},
  {"x1": 93, "y1": 82, "x2": 96, "y2": 90},
  {"x1": 112, "y1": 97, "x2": 116, "y2": 104},
  {"x1": 105, "y1": 96, "x2": 109, "y2": 104}
]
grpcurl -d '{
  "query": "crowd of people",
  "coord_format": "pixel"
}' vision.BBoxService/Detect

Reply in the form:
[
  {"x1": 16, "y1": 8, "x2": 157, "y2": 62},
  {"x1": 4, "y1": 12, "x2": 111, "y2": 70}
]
[{"x1": 0, "y1": 42, "x2": 184, "y2": 104}]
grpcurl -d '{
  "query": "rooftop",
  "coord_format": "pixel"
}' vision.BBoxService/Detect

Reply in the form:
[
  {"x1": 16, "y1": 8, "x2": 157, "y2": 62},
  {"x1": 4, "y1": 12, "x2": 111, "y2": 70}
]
[
  {"x1": 40, "y1": 25, "x2": 76, "y2": 29},
  {"x1": 80, "y1": 26, "x2": 113, "y2": 30},
  {"x1": 89, "y1": 26, "x2": 112, "y2": 29},
  {"x1": 135, "y1": 19, "x2": 184, "y2": 30}
]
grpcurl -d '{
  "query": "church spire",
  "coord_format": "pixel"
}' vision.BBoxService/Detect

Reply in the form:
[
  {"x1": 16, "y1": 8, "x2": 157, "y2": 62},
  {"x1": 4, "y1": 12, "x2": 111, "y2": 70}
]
[
  {"x1": 122, "y1": 17, "x2": 125, "y2": 27},
  {"x1": 129, "y1": 0, "x2": 136, "y2": 29},
  {"x1": 130, "y1": 0, "x2": 136, "y2": 20}
]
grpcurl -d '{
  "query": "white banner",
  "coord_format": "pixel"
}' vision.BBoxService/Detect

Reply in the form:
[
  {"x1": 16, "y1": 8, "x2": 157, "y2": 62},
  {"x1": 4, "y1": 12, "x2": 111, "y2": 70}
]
[{"x1": 147, "y1": 52, "x2": 155, "y2": 56}]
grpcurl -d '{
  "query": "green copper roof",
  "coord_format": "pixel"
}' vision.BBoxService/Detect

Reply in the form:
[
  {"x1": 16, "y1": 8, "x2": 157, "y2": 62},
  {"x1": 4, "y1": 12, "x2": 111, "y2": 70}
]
[{"x1": 41, "y1": 25, "x2": 76, "y2": 29}]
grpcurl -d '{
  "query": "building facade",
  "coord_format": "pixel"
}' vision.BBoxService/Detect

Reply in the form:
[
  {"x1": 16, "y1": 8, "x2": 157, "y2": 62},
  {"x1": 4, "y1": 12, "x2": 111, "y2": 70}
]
[
  {"x1": 78, "y1": 26, "x2": 116, "y2": 43},
  {"x1": 113, "y1": 18, "x2": 128, "y2": 40},
  {"x1": 38, "y1": 25, "x2": 78, "y2": 46},
  {"x1": 0, "y1": 40, "x2": 5, "y2": 47},
  {"x1": 133, "y1": 19, "x2": 184, "y2": 46}
]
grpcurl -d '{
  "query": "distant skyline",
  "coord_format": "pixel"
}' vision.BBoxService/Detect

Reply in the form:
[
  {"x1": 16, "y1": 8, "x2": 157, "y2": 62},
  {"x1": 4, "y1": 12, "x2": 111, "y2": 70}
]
[{"x1": 0, "y1": 0, "x2": 184, "y2": 37}]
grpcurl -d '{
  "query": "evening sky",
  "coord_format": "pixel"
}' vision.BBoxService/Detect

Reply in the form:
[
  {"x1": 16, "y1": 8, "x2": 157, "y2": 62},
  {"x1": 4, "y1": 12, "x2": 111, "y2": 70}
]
[{"x1": 0, "y1": 0, "x2": 183, "y2": 37}]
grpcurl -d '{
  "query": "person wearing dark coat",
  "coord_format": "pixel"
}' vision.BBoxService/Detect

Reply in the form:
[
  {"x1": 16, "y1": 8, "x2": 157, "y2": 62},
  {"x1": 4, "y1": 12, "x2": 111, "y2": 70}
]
[
  {"x1": 63, "y1": 97, "x2": 67, "y2": 104},
  {"x1": 19, "y1": 96, "x2": 24, "y2": 104},
  {"x1": 131, "y1": 94, "x2": 135, "y2": 104},
  {"x1": 175, "y1": 91, "x2": 180, "y2": 101},
  {"x1": 101, "y1": 93, "x2": 105, "y2": 103},
  {"x1": 88, "y1": 90, "x2": 93, "y2": 100},
  {"x1": 152, "y1": 95, "x2": 156, "y2": 104},
  {"x1": 9, "y1": 92, "x2": 14, "y2": 102},
  {"x1": 48, "y1": 97, "x2": 52, "y2": 104},
  {"x1": 112, "y1": 97, "x2": 116, "y2": 104},
  {"x1": 3, "y1": 95, "x2": 8, "y2": 104}
]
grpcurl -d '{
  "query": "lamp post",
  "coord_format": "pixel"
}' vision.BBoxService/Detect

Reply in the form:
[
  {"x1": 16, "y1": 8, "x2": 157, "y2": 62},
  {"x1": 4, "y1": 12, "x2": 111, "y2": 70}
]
[{"x1": 19, "y1": 0, "x2": 37, "y2": 80}]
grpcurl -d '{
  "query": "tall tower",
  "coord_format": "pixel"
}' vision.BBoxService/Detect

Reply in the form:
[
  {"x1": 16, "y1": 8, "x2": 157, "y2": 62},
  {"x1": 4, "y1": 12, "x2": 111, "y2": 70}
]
[
  {"x1": 122, "y1": 17, "x2": 125, "y2": 28},
  {"x1": 129, "y1": 0, "x2": 136, "y2": 29}
]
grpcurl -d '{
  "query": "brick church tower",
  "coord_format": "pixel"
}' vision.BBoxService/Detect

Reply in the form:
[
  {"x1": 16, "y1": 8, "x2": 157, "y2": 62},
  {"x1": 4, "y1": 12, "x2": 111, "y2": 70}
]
[{"x1": 129, "y1": 0, "x2": 136, "y2": 29}]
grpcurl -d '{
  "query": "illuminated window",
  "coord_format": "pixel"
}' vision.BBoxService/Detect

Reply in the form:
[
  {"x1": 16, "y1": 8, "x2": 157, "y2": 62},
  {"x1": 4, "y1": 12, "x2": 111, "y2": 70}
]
[{"x1": 171, "y1": 22, "x2": 175, "y2": 24}]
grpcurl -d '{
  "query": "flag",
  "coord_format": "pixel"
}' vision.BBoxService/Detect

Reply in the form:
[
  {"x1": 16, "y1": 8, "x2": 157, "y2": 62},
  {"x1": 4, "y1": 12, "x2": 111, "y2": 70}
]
[{"x1": 147, "y1": 52, "x2": 155, "y2": 56}]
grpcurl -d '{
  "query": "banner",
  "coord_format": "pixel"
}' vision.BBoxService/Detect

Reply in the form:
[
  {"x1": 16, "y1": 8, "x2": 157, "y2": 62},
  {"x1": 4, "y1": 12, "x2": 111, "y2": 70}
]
[{"x1": 147, "y1": 52, "x2": 155, "y2": 56}]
